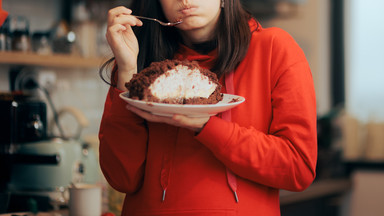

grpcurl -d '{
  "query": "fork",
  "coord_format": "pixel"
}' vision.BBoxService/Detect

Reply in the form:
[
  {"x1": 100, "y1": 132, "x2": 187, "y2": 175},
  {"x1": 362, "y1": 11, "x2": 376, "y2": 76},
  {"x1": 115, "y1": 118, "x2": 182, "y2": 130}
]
[{"x1": 133, "y1": 15, "x2": 183, "y2": 26}]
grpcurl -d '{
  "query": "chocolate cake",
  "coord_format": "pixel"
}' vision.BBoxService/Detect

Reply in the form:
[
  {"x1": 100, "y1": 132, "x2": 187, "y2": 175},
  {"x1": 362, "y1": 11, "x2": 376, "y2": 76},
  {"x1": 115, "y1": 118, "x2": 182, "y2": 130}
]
[{"x1": 125, "y1": 59, "x2": 223, "y2": 104}]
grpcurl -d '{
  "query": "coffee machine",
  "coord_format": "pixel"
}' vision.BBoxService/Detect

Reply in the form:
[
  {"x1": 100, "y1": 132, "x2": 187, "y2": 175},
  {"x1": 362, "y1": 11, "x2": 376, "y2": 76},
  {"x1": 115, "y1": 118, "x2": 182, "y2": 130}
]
[
  {"x1": 0, "y1": 92, "x2": 47, "y2": 191},
  {"x1": 0, "y1": 92, "x2": 99, "y2": 213}
]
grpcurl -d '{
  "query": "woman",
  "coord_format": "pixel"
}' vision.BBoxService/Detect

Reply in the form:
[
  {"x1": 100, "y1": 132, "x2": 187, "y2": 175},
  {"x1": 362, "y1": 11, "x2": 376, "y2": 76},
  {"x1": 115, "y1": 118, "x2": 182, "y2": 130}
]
[{"x1": 99, "y1": 0, "x2": 317, "y2": 215}]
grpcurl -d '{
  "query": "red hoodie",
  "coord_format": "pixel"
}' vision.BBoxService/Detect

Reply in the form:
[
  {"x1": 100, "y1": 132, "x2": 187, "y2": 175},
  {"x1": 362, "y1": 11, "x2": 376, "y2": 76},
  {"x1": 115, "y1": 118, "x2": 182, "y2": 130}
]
[{"x1": 99, "y1": 20, "x2": 317, "y2": 216}]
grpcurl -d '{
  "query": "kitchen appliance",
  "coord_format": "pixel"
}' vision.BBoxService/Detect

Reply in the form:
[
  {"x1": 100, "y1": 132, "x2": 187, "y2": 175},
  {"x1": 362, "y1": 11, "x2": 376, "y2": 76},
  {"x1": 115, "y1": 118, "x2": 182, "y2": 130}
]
[
  {"x1": 5, "y1": 138, "x2": 100, "y2": 212},
  {"x1": 8, "y1": 138, "x2": 96, "y2": 191},
  {"x1": 0, "y1": 93, "x2": 99, "y2": 212},
  {"x1": 1, "y1": 92, "x2": 47, "y2": 197},
  {"x1": 0, "y1": 93, "x2": 47, "y2": 145}
]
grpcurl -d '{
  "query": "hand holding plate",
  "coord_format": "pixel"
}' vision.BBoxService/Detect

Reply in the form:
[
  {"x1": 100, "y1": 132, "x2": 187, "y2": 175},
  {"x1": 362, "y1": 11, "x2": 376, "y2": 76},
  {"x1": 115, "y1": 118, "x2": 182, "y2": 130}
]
[{"x1": 126, "y1": 104, "x2": 209, "y2": 132}]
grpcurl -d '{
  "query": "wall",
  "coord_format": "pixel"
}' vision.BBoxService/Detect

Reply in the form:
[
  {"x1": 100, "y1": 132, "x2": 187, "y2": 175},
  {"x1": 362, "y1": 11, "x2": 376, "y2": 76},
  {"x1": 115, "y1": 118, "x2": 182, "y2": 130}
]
[
  {"x1": 0, "y1": 67, "x2": 109, "y2": 139},
  {"x1": 1, "y1": 0, "x2": 110, "y2": 139},
  {"x1": 2, "y1": 0, "x2": 60, "y2": 32},
  {"x1": 44, "y1": 67, "x2": 109, "y2": 138}
]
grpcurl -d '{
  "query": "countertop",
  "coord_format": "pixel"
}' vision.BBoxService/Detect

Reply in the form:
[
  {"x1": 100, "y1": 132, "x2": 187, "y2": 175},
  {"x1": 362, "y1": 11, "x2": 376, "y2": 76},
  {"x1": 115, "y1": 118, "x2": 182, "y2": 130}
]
[
  {"x1": 280, "y1": 178, "x2": 351, "y2": 205},
  {"x1": 1, "y1": 179, "x2": 351, "y2": 215}
]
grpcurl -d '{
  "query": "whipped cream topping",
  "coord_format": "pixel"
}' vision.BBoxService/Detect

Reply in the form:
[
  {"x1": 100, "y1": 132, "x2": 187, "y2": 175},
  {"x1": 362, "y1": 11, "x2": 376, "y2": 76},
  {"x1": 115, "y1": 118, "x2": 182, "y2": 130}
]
[{"x1": 149, "y1": 65, "x2": 217, "y2": 100}]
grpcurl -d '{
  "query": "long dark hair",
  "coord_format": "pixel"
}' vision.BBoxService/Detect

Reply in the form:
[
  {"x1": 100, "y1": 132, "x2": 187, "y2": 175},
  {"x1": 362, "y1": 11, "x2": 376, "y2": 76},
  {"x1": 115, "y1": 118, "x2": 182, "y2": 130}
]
[{"x1": 100, "y1": 0, "x2": 254, "y2": 86}]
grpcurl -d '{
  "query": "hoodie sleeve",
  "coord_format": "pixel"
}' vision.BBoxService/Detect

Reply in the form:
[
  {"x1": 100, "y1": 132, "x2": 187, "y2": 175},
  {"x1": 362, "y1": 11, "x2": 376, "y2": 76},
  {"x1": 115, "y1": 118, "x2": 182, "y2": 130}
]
[
  {"x1": 99, "y1": 87, "x2": 148, "y2": 194},
  {"x1": 196, "y1": 28, "x2": 317, "y2": 192}
]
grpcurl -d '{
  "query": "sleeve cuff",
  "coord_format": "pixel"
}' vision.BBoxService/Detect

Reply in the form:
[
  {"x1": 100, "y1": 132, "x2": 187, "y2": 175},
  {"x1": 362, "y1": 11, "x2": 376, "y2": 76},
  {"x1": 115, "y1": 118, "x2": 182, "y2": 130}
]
[{"x1": 195, "y1": 116, "x2": 235, "y2": 154}]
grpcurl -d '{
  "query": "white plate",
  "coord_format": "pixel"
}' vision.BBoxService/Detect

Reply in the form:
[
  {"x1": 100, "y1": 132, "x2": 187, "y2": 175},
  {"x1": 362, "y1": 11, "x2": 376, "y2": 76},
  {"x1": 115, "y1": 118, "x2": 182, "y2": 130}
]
[{"x1": 119, "y1": 92, "x2": 245, "y2": 117}]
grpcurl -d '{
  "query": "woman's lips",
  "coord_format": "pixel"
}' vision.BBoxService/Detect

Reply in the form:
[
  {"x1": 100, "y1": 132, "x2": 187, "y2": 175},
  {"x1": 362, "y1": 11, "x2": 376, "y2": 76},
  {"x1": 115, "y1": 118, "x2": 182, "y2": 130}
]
[{"x1": 180, "y1": 6, "x2": 197, "y2": 15}]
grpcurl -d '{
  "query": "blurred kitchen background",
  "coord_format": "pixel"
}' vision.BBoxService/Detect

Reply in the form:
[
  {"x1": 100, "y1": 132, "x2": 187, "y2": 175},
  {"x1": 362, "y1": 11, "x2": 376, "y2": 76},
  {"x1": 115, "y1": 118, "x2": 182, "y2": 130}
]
[{"x1": 1, "y1": 0, "x2": 383, "y2": 215}]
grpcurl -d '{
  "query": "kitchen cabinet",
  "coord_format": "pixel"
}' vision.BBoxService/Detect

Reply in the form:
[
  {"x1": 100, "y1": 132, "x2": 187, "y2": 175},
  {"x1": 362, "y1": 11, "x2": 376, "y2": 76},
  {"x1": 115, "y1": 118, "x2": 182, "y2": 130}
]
[{"x1": 0, "y1": 51, "x2": 105, "y2": 69}]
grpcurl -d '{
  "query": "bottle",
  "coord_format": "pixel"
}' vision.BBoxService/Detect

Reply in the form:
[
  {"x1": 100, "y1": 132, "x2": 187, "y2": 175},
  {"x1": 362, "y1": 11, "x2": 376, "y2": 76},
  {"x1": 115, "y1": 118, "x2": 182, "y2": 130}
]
[
  {"x1": 0, "y1": 16, "x2": 11, "y2": 51},
  {"x1": 11, "y1": 16, "x2": 31, "y2": 52}
]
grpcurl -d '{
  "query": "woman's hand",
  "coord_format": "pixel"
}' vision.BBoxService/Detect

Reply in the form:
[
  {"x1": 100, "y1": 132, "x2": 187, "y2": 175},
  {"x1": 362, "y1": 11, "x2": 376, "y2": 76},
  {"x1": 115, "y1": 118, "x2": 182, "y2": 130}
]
[
  {"x1": 106, "y1": 6, "x2": 143, "y2": 90},
  {"x1": 126, "y1": 104, "x2": 209, "y2": 133}
]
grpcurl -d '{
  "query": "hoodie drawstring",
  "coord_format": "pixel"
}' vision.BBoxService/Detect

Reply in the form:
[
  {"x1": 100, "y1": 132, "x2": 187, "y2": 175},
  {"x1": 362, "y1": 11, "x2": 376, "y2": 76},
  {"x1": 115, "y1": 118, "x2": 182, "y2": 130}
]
[
  {"x1": 160, "y1": 154, "x2": 171, "y2": 202},
  {"x1": 226, "y1": 168, "x2": 239, "y2": 202},
  {"x1": 159, "y1": 72, "x2": 239, "y2": 203},
  {"x1": 222, "y1": 71, "x2": 239, "y2": 203},
  {"x1": 160, "y1": 127, "x2": 177, "y2": 202}
]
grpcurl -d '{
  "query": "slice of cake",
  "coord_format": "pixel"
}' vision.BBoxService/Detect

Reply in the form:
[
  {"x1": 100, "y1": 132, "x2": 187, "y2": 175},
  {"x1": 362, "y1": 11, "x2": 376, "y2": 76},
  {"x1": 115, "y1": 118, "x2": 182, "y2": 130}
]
[{"x1": 125, "y1": 59, "x2": 223, "y2": 104}]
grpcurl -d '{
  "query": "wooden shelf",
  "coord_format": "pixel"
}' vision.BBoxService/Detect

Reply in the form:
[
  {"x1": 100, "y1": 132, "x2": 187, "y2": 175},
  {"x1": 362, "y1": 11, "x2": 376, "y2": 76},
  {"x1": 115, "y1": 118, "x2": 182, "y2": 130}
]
[{"x1": 0, "y1": 51, "x2": 108, "y2": 69}]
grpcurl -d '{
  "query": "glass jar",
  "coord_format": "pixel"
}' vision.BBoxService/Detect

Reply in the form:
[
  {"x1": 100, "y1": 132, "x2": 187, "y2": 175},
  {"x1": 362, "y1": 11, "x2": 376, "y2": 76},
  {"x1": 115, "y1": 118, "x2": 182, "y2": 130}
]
[
  {"x1": 0, "y1": 17, "x2": 11, "y2": 51},
  {"x1": 11, "y1": 16, "x2": 31, "y2": 52}
]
